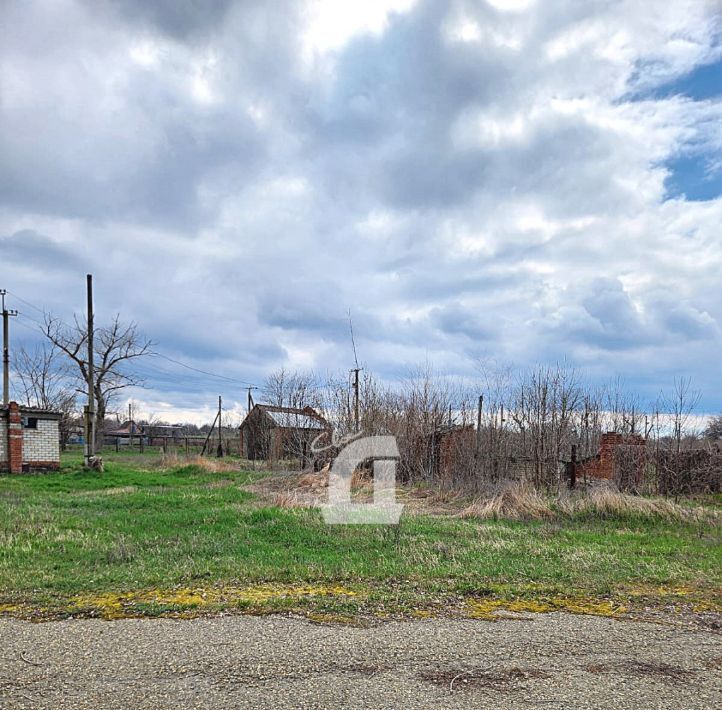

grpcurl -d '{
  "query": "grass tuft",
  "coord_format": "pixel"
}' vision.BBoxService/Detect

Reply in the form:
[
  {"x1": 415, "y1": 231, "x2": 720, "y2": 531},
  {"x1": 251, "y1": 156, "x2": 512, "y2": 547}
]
[{"x1": 461, "y1": 481, "x2": 718, "y2": 524}]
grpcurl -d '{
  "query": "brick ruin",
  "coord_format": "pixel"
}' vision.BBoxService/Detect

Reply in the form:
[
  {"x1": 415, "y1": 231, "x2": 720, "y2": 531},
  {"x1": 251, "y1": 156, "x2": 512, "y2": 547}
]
[
  {"x1": 0, "y1": 402, "x2": 61, "y2": 473},
  {"x1": 576, "y1": 431, "x2": 646, "y2": 482}
]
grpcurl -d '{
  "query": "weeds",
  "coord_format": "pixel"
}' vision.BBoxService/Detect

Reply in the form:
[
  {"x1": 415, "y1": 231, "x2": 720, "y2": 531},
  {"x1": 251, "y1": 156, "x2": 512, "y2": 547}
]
[{"x1": 461, "y1": 481, "x2": 719, "y2": 524}]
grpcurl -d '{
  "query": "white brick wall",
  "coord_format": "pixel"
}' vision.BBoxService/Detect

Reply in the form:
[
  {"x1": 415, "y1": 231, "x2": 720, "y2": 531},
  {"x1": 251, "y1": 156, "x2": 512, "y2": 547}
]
[
  {"x1": 0, "y1": 418, "x2": 6, "y2": 463},
  {"x1": 23, "y1": 419, "x2": 61, "y2": 463}
]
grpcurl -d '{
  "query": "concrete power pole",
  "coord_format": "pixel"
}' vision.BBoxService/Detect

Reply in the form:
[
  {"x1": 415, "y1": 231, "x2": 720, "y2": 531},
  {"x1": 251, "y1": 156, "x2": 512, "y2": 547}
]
[
  {"x1": 0, "y1": 290, "x2": 18, "y2": 407},
  {"x1": 84, "y1": 274, "x2": 96, "y2": 468}
]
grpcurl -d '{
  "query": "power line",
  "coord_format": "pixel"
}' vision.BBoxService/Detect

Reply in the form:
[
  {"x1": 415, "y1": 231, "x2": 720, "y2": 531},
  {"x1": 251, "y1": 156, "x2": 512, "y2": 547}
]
[
  {"x1": 6, "y1": 289, "x2": 259, "y2": 387},
  {"x1": 6, "y1": 290, "x2": 46, "y2": 315},
  {"x1": 148, "y1": 352, "x2": 257, "y2": 386}
]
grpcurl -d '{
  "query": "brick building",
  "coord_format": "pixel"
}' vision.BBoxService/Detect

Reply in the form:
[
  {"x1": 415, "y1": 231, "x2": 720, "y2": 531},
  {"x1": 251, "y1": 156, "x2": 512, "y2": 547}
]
[{"x1": 0, "y1": 401, "x2": 61, "y2": 473}]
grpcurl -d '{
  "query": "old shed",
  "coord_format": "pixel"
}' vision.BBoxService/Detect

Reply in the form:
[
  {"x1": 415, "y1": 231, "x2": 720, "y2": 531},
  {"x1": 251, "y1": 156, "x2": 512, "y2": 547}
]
[{"x1": 239, "y1": 404, "x2": 328, "y2": 465}]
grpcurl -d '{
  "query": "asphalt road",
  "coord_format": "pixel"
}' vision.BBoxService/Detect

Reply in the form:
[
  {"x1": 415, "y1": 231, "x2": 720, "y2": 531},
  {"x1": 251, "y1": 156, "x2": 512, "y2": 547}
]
[{"x1": 1, "y1": 613, "x2": 720, "y2": 709}]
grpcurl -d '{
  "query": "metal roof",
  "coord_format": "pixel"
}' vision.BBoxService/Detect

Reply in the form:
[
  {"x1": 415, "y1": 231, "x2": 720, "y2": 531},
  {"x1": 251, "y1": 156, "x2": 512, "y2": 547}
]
[{"x1": 264, "y1": 409, "x2": 325, "y2": 429}]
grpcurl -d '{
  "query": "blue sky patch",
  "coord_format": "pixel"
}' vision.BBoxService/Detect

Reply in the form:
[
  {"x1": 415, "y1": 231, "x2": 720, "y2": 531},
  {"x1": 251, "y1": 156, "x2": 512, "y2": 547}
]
[
  {"x1": 651, "y1": 58, "x2": 722, "y2": 101},
  {"x1": 665, "y1": 154, "x2": 722, "y2": 201}
]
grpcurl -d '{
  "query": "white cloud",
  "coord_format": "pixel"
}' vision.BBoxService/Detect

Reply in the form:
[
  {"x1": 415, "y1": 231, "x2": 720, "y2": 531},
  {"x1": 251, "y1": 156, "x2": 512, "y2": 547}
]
[{"x1": 2, "y1": 0, "x2": 722, "y2": 420}]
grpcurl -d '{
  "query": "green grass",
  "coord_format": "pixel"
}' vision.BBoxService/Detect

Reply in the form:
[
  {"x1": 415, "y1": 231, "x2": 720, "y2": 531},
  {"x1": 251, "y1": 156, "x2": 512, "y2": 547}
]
[{"x1": 0, "y1": 453, "x2": 720, "y2": 620}]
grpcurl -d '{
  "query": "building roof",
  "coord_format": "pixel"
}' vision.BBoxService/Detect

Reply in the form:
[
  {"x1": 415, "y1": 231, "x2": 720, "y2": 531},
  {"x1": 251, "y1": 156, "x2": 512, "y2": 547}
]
[
  {"x1": 240, "y1": 404, "x2": 327, "y2": 431},
  {"x1": 105, "y1": 420, "x2": 145, "y2": 436},
  {"x1": 0, "y1": 403, "x2": 62, "y2": 419}
]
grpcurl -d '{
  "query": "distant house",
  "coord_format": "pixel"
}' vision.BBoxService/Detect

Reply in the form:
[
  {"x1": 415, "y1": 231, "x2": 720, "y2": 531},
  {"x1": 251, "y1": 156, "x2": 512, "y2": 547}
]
[
  {"x1": 239, "y1": 404, "x2": 329, "y2": 464},
  {"x1": 105, "y1": 420, "x2": 145, "y2": 444},
  {"x1": 105, "y1": 421, "x2": 183, "y2": 446},
  {"x1": 0, "y1": 401, "x2": 61, "y2": 473}
]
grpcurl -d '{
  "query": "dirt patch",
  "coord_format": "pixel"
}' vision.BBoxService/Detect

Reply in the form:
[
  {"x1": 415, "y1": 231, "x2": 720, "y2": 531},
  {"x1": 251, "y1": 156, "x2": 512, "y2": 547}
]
[
  {"x1": 420, "y1": 666, "x2": 552, "y2": 692},
  {"x1": 585, "y1": 660, "x2": 693, "y2": 685},
  {"x1": 245, "y1": 469, "x2": 473, "y2": 515}
]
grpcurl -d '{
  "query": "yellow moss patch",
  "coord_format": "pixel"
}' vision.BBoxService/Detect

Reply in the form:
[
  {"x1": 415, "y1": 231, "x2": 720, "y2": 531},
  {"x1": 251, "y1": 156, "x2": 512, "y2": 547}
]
[
  {"x1": 466, "y1": 597, "x2": 625, "y2": 621},
  {"x1": 410, "y1": 609, "x2": 436, "y2": 618},
  {"x1": 69, "y1": 584, "x2": 358, "y2": 618},
  {"x1": 622, "y1": 584, "x2": 703, "y2": 598}
]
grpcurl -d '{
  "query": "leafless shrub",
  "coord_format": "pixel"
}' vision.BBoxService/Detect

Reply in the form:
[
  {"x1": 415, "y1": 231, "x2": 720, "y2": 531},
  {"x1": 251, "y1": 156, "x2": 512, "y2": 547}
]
[{"x1": 247, "y1": 363, "x2": 718, "y2": 501}]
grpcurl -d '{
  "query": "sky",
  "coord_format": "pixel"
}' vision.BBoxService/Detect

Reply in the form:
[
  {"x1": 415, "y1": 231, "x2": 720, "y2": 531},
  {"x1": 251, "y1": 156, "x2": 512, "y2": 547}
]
[{"x1": 1, "y1": 0, "x2": 722, "y2": 424}]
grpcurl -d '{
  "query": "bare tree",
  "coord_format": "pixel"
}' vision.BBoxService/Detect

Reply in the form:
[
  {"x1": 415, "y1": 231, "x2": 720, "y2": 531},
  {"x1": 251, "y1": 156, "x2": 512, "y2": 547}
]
[
  {"x1": 703, "y1": 414, "x2": 722, "y2": 440},
  {"x1": 12, "y1": 343, "x2": 78, "y2": 449},
  {"x1": 659, "y1": 376, "x2": 701, "y2": 454},
  {"x1": 44, "y1": 314, "x2": 152, "y2": 447}
]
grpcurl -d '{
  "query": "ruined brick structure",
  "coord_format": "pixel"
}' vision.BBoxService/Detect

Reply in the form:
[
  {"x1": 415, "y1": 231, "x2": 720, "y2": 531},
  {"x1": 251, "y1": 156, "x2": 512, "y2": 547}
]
[
  {"x1": 0, "y1": 402, "x2": 61, "y2": 473},
  {"x1": 577, "y1": 431, "x2": 646, "y2": 482},
  {"x1": 427, "y1": 424, "x2": 476, "y2": 480}
]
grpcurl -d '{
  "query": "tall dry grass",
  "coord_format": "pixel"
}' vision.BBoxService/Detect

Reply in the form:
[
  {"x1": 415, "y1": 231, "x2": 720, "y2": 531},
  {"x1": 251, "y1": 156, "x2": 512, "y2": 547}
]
[
  {"x1": 461, "y1": 483, "x2": 553, "y2": 521},
  {"x1": 461, "y1": 481, "x2": 718, "y2": 523}
]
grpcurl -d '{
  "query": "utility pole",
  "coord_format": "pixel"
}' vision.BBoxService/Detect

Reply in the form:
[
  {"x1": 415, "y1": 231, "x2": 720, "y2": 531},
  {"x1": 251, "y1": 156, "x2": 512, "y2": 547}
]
[
  {"x1": 348, "y1": 310, "x2": 362, "y2": 432},
  {"x1": 475, "y1": 394, "x2": 484, "y2": 461},
  {"x1": 84, "y1": 274, "x2": 96, "y2": 468},
  {"x1": 351, "y1": 367, "x2": 362, "y2": 432},
  {"x1": 216, "y1": 395, "x2": 224, "y2": 458},
  {"x1": 1, "y1": 290, "x2": 18, "y2": 406},
  {"x1": 246, "y1": 386, "x2": 258, "y2": 415}
]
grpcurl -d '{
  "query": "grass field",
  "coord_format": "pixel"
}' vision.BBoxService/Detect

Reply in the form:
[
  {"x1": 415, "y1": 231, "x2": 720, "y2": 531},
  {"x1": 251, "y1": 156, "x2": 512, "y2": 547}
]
[{"x1": 0, "y1": 452, "x2": 720, "y2": 621}]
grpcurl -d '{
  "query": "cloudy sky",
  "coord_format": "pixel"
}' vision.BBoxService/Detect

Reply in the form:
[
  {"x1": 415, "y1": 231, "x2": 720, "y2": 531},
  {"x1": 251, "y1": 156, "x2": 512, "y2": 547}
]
[{"x1": 1, "y1": 0, "x2": 721, "y2": 422}]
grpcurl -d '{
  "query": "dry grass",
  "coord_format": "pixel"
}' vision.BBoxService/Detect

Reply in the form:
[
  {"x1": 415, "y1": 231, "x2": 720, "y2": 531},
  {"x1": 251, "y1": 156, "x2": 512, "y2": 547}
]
[
  {"x1": 461, "y1": 481, "x2": 719, "y2": 523},
  {"x1": 557, "y1": 488, "x2": 711, "y2": 522},
  {"x1": 461, "y1": 482, "x2": 554, "y2": 521},
  {"x1": 270, "y1": 491, "x2": 314, "y2": 509},
  {"x1": 159, "y1": 453, "x2": 241, "y2": 474}
]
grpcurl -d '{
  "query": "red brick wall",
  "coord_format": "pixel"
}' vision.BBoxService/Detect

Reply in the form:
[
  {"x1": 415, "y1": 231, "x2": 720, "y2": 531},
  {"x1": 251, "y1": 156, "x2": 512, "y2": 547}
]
[{"x1": 578, "y1": 432, "x2": 646, "y2": 480}]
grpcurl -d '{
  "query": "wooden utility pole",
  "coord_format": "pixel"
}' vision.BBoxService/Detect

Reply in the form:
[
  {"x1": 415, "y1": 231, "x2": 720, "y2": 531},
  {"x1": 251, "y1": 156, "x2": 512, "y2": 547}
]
[
  {"x1": 201, "y1": 410, "x2": 219, "y2": 456},
  {"x1": 84, "y1": 275, "x2": 96, "y2": 467},
  {"x1": 216, "y1": 395, "x2": 224, "y2": 458},
  {"x1": 568, "y1": 444, "x2": 578, "y2": 490},
  {"x1": 246, "y1": 386, "x2": 257, "y2": 416},
  {"x1": 1, "y1": 290, "x2": 18, "y2": 406},
  {"x1": 351, "y1": 368, "x2": 361, "y2": 432},
  {"x1": 348, "y1": 310, "x2": 362, "y2": 432}
]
